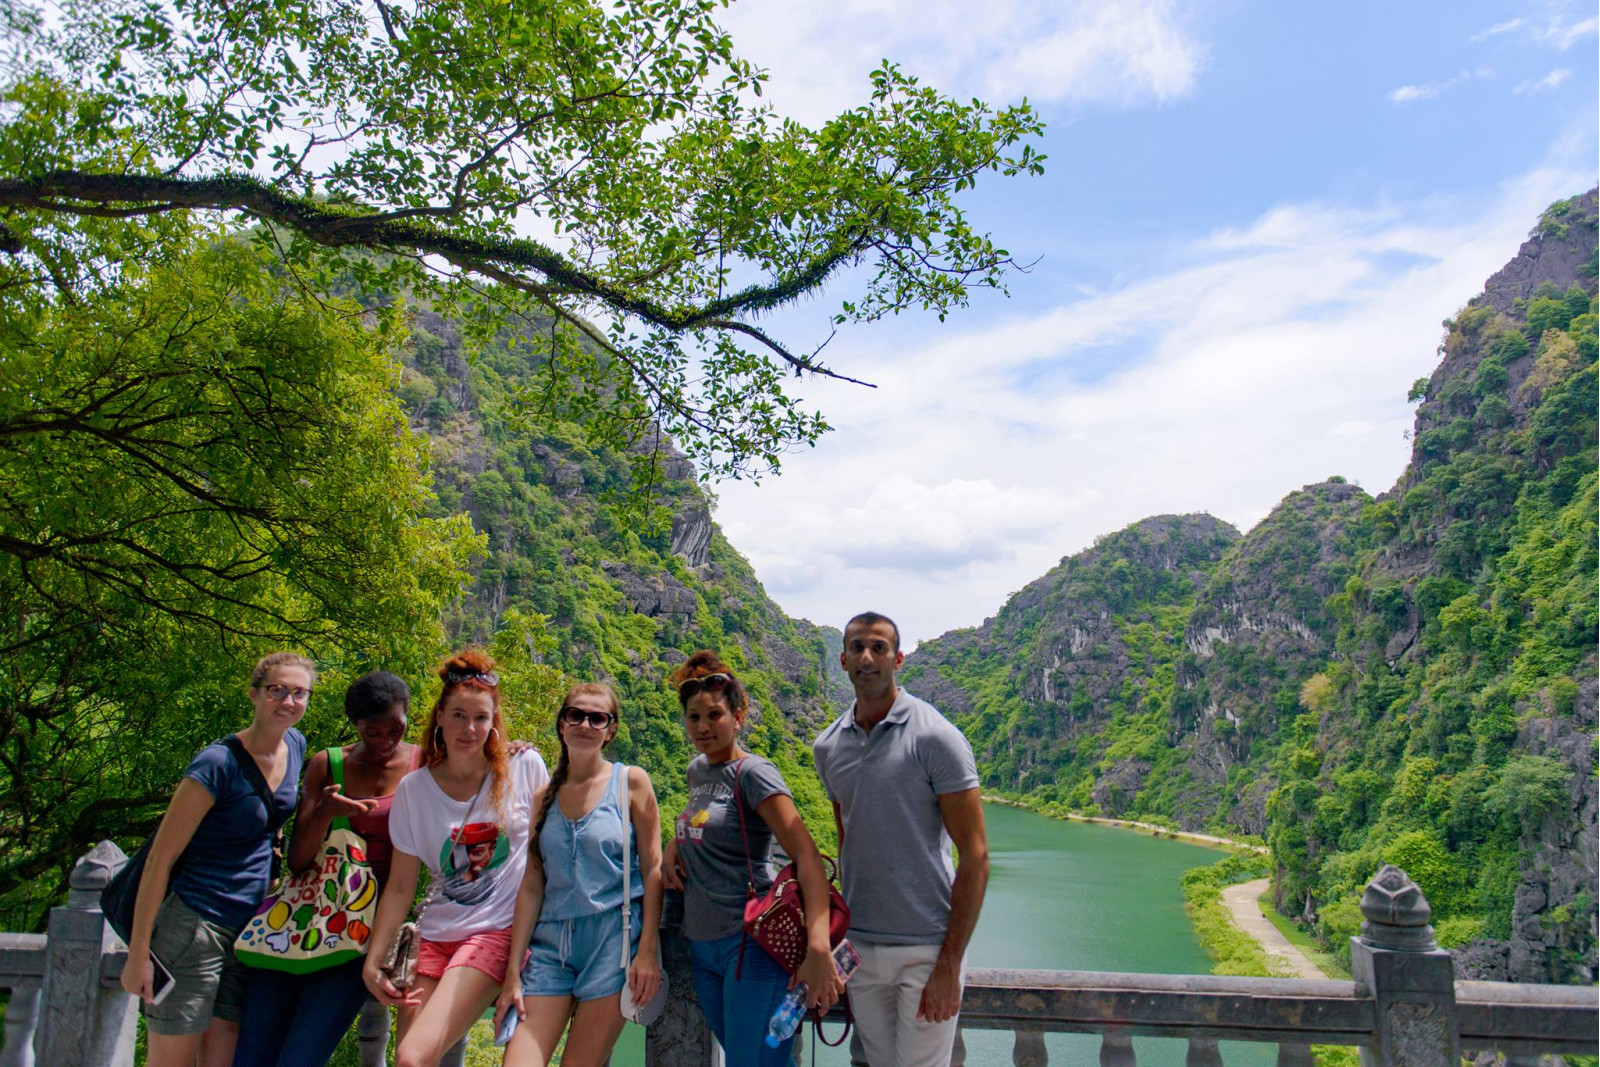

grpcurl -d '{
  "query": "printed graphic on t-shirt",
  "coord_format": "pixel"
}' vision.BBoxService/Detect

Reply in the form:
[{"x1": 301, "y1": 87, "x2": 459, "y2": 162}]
[
  {"x1": 676, "y1": 779, "x2": 733, "y2": 843},
  {"x1": 436, "y1": 822, "x2": 510, "y2": 905}
]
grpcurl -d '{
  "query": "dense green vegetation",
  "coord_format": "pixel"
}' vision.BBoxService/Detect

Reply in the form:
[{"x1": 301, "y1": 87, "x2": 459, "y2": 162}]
[
  {"x1": 905, "y1": 191, "x2": 1599, "y2": 983},
  {"x1": 1269, "y1": 264, "x2": 1598, "y2": 978}
]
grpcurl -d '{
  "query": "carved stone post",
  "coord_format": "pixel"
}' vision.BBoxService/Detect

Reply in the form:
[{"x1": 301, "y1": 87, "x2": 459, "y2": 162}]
[
  {"x1": 35, "y1": 842, "x2": 137, "y2": 1067},
  {"x1": 356, "y1": 998, "x2": 390, "y2": 1067},
  {"x1": 0, "y1": 979, "x2": 39, "y2": 1067},
  {"x1": 1349, "y1": 865, "x2": 1460, "y2": 1067},
  {"x1": 646, "y1": 892, "x2": 716, "y2": 1067}
]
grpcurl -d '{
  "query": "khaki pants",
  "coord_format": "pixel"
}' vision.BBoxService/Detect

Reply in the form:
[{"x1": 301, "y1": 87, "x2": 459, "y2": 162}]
[{"x1": 848, "y1": 940, "x2": 964, "y2": 1067}]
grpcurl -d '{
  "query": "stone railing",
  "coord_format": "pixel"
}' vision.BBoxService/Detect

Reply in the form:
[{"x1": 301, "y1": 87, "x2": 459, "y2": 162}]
[
  {"x1": 1, "y1": 853, "x2": 1594, "y2": 1067},
  {"x1": 646, "y1": 865, "x2": 1599, "y2": 1067},
  {"x1": 0, "y1": 842, "x2": 465, "y2": 1067}
]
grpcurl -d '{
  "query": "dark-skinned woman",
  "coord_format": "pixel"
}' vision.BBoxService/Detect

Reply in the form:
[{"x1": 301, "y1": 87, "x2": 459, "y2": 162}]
[{"x1": 233, "y1": 670, "x2": 417, "y2": 1066}]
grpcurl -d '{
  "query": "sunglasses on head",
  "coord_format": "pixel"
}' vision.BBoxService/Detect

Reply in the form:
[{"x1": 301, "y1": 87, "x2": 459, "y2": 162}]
[
  {"x1": 446, "y1": 668, "x2": 498, "y2": 686},
  {"x1": 677, "y1": 672, "x2": 732, "y2": 699},
  {"x1": 559, "y1": 706, "x2": 615, "y2": 730}
]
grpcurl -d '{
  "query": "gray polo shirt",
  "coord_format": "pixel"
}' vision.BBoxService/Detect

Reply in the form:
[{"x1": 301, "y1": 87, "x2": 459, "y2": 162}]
[{"x1": 812, "y1": 688, "x2": 980, "y2": 946}]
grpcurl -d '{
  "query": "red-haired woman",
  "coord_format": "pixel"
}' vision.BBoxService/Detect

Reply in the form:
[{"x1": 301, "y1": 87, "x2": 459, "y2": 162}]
[
  {"x1": 658, "y1": 651, "x2": 844, "y2": 1066},
  {"x1": 362, "y1": 651, "x2": 549, "y2": 1067}
]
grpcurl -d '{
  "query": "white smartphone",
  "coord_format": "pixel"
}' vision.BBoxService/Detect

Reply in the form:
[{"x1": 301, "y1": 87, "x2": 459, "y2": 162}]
[{"x1": 149, "y1": 950, "x2": 176, "y2": 1006}]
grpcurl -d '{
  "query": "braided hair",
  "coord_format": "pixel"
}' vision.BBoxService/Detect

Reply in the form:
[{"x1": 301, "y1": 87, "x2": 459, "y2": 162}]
[{"x1": 531, "y1": 682, "x2": 620, "y2": 867}]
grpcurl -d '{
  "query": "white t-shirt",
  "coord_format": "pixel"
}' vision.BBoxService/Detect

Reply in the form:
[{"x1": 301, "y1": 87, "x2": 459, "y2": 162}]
[{"x1": 389, "y1": 749, "x2": 549, "y2": 942}]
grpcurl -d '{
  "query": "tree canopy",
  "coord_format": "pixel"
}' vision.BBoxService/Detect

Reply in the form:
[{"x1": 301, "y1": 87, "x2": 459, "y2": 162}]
[
  {"x1": 0, "y1": 223, "x2": 483, "y2": 921},
  {"x1": 1, "y1": 0, "x2": 1045, "y2": 477}
]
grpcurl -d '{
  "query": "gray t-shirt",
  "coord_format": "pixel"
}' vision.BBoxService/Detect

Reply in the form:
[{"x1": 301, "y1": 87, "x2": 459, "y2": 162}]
[
  {"x1": 674, "y1": 753, "x2": 791, "y2": 941},
  {"x1": 812, "y1": 688, "x2": 980, "y2": 946}
]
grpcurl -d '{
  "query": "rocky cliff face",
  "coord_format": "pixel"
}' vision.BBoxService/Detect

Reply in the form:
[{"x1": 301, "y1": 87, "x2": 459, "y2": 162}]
[
  {"x1": 902, "y1": 514, "x2": 1240, "y2": 811},
  {"x1": 1171, "y1": 480, "x2": 1370, "y2": 833},
  {"x1": 399, "y1": 308, "x2": 854, "y2": 829},
  {"x1": 900, "y1": 189, "x2": 1599, "y2": 983}
]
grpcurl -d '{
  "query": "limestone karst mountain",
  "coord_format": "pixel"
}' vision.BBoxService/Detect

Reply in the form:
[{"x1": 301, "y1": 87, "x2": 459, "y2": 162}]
[{"x1": 901, "y1": 190, "x2": 1598, "y2": 983}]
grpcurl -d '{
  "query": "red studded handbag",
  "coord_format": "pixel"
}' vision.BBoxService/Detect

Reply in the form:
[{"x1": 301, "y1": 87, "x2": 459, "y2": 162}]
[{"x1": 731, "y1": 759, "x2": 850, "y2": 976}]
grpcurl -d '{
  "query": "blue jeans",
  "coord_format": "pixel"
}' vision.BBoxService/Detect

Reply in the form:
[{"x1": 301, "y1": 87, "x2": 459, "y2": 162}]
[
  {"x1": 689, "y1": 932, "x2": 795, "y2": 1067},
  {"x1": 232, "y1": 957, "x2": 371, "y2": 1067}
]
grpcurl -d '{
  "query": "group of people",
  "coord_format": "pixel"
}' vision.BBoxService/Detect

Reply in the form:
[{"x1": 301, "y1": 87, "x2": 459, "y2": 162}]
[{"x1": 120, "y1": 612, "x2": 989, "y2": 1067}]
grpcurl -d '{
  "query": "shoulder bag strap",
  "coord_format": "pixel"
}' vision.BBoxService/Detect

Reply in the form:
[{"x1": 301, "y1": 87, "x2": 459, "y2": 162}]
[
  {"x1": 326, "y1": 746, "x2": 351, "y2": 833},
  {"x1": 729, "y1": 756, "x2": 755, "y2": 980},
  {"x1": 222, "y1": 735, "x2": 293, "y2": 833},
  {"x1": 415, "y1": 767, "x2": 489, "y2": 927},
  {"x1": 617, "y1": 762, "x2": 631, "y2": 970},
  {"x1": 729, "y1": 756, "x2": 756, "y2": 892}
]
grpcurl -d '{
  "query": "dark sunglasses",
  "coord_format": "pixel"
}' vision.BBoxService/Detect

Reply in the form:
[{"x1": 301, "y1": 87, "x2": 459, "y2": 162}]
[
  {"x1": 559, "y1": 706, "x2": 615, "y2": 730},
  {"x1": 677, "y1": 672, "x2": 732, "y2": 698},
  {"x1": 446, "y1": 668, "x2": 498, "y2": 686}
]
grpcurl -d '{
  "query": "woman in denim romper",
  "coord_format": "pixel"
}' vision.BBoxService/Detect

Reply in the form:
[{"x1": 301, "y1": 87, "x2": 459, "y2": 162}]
[{"x1": 497, "y1": 683, "x2": 663, "y2": 1067}]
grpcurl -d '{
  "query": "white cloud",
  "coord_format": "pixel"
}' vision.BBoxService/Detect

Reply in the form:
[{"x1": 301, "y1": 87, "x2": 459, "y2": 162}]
[
  {"x1": 715, "y1": 162, "x2": 1595, "y2": 646},
  {"x1": 1470, "y1": 3, "x2": 1598, "y2": 49},
  {"x1": 1470, "y1": 17, "x2": 1527, "y2": 42},
  {"x1": 1515, "y1": 68, "x2": 1573, "y2": 93},
  {"x1": 1388, "y1": 68, "x2": 1493, "y2": 103},
  {"x1": 717, "y1": 0, "x2": 1208, "y2": 124}
]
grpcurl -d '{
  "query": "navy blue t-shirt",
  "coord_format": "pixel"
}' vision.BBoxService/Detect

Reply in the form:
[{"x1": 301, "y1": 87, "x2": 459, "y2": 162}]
[{"x1": 170, "y1": 729, "x2": 305, "y2": 929}]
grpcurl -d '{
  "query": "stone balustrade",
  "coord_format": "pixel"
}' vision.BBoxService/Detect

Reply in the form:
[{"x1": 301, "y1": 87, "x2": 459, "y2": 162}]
[{"x1": 0, "y1": 851, "x2": 1593, "y2": 1067}]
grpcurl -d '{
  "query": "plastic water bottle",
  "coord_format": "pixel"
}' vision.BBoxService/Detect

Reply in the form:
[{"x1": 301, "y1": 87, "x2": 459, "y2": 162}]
[
  {"x1": 765, "y1": 985, "x2": 808, "y2": 1048},
  {"x1": 765, "y1": 939, "x2": 862, "y2": 1048}
]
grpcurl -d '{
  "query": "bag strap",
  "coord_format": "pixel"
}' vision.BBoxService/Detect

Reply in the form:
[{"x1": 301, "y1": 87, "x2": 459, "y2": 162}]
[
  {"x1": 729, "y1": 756, "x2": 756, "y2": 894},
  {"x1": 222, "y1": 735, "x2": 293, "y2": 834},
  {"x1": 326, "y1": 746, "x2": 351, "y2": 833},
  {"x1": 617, "y1": 762, "x2": 632, "y2": 971},
  {"x1": 729, "y1": 756, "x2": 756, "y2": 980},
  {"x1": 416, "y1": 766, "x2": 491, "y2": 926}
]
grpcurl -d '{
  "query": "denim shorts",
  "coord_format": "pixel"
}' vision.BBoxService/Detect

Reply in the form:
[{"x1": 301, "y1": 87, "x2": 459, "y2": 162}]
[{"x1": 520, "y1": 901, "x2": 640, "y2": 1002}]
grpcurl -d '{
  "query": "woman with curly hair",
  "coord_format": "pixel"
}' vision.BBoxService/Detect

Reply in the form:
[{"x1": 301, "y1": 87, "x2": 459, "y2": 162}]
[
  {"x1": 494, "y1": 682, "x2": 663, "y2": 1067},
  {"x1": 658, "y1": 651, "x2": 844, "y2": 1065},
  {"x1": 362, "y1": 651, "x2": 549, "y2": 1067}
]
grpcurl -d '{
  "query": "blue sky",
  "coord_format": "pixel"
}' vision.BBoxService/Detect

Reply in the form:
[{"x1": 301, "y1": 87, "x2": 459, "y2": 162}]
[{"x1": 706, "y1": 0, "x2": 1598, "y2": 647}]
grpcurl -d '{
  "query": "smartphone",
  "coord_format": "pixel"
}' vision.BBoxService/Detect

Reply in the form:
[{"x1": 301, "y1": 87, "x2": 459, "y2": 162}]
[
  {"x1": 832, "y1": 939, "x2": 862, "y2": 983},
  {"x1": 149, "y1": 950, "x2": 176, "y2": 1006},
  {"x1": 493, "y1": 1008, "x2": 519, "y2": 1047}
]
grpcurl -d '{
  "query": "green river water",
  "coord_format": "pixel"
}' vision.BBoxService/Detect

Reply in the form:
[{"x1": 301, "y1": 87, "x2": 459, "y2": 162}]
[{"x1": 609, "y1": 801, "x2": 1275, "y2": 1066}]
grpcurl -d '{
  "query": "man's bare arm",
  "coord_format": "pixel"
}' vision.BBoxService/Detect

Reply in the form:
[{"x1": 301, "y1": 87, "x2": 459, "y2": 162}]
[{"x1": 918, "y1": 787, "x2": 989, "y2": 1023}]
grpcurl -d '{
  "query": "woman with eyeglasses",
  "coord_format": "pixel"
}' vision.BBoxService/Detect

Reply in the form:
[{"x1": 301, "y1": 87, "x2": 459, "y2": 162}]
[
  {"x1": 494, "y1": 683, "x2": 663, "y2": 1067},
  {"x1": 120, "y1": 652, "x2": 313, "y2": 1067},
  {"x1": 363, "y1": 651, "x2": 549, "y2": 1067},
  {"x1": 659, "y1": 651, "x2": 844, "y2": 1066},
  {"x1": 233, "y1": 670, "x2": 419, "y2": 1067}
]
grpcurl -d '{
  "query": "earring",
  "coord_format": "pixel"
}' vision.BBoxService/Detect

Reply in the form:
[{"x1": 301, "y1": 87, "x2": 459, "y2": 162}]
[
  {"x1": 489, "y1": 727, "x2": 500, "y2": 741},
  {"x1": 433, "y1": 724, "x2": 443, "y2": 747}
]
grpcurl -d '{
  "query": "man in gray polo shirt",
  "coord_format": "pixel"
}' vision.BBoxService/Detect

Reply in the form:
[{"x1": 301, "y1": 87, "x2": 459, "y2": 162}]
[{"x1": 812, "y1": 611, "x2": 989, "y2": 1067}]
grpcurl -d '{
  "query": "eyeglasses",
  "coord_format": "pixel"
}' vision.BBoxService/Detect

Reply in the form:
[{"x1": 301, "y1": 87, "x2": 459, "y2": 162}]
[
  {"x1": 445, "y1": 668, "x2": 499, "y2": 687},
  {"x1": 260, "y1": 684, "x2": 313, "y2": 705},
  {"x1": 677, "y1": 672, "x2": 732, "y2": 699},
  {"x1": 559, "y1": 706, "x2": 616, "y2": 730}
]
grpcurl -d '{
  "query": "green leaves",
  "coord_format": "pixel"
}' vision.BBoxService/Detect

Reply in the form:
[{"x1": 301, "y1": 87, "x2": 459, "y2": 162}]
[
  {"x1": 0, "y1": 223, "x2": 481, "y2": 922},
  {"x1": 2, "y1": 0, "x2": 1043, "y2": 477}
]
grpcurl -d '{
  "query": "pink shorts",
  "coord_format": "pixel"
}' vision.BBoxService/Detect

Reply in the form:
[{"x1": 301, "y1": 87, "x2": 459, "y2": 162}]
[{"x1": 417, "y1": 925, "x2": 519, "y2": 984}]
